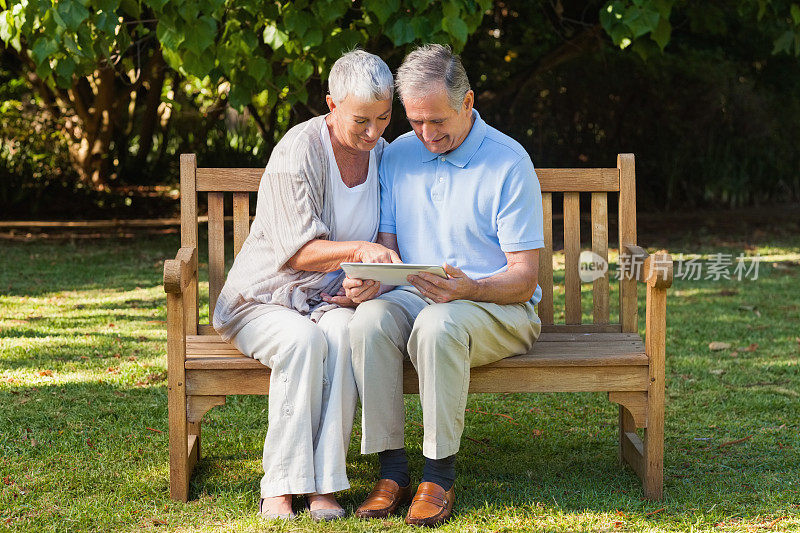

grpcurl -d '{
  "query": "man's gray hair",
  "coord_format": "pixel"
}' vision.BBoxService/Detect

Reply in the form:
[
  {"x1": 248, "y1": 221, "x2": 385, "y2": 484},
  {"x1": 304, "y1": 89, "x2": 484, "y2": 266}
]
[
  {"x1": 396, "y1": 44, "x2": 471, "y2": 110},
  {"x1": 328, "y1": 49, "x2": 394, "y2": 104}
]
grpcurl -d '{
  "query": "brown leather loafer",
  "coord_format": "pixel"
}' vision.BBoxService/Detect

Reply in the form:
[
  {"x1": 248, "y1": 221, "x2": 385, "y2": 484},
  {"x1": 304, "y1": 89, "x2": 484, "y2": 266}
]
[
  {"x1": 405, "y1": 481, "x2": 455, "y2": 527},
  {"x1": 355, "y1": 479, "x2": 412, "y2": 519}
]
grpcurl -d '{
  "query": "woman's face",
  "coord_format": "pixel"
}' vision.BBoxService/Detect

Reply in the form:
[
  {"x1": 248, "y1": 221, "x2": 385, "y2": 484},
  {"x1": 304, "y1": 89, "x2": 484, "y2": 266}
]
[{"x1": 326, "y1": 94, "x2": 392, "y2": 152}]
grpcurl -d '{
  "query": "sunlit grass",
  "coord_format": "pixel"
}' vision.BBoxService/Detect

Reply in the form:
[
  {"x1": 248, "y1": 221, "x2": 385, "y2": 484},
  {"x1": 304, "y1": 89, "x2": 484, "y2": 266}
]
[{"x1": 0, "y1": 234, "x2": 798, "y2": 531}]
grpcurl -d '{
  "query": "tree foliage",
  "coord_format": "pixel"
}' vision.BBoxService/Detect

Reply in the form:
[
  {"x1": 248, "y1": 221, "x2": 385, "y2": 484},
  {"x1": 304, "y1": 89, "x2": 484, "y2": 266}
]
[
  {"x1": 1, "y1": 0, "x2": 799, "y2": 205},
  {"x1": 600, "y1": 0, "x2": 800, "y2": 59},
  {"x1": 0, "y1": 0, "x2": 491, "y2": 185}
]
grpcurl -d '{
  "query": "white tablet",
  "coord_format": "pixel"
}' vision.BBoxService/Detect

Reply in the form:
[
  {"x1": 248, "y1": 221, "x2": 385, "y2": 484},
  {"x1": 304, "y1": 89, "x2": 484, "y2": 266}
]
[{"x1": 340, "y1": 262, "x2": 447, "y2": 286}]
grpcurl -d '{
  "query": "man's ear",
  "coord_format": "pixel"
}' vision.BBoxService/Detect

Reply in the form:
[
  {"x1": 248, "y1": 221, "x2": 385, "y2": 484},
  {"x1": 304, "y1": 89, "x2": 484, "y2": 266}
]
[
  {"x1": 325, "y1": 94, "x2": 336, "y2": 113},
  {"x1": 462, "y1": 90, "x2": 474, "y2": 113}
]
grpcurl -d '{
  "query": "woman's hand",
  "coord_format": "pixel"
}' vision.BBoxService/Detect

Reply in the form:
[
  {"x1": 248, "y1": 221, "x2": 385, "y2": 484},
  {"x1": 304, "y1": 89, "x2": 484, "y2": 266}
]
[
  {"x1": 321, "y1": 288, "x2": 358, "y2": 308},
  {"x1": 342, "y1": 276, "x2": 381, "y2": 304},
  {"x1": 355, "y1": 242, "x2": 402, "y2": 264}
]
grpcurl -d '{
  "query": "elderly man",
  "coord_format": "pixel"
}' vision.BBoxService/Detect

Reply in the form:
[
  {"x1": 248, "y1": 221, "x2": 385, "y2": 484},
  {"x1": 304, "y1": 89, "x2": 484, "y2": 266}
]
[{"x1": 343, "y1": 44, "x2": 544, "y2": 527}]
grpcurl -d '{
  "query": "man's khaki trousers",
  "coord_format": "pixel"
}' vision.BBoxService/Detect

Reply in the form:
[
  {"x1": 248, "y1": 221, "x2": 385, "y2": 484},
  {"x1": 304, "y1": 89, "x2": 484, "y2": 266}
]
[{"x1": 349, "y1": 288, "x2": 541, "y2": 459}]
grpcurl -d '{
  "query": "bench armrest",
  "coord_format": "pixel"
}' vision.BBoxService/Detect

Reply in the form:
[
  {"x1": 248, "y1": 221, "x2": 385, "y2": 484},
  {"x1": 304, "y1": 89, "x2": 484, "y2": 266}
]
[
  {"x1": 621, "y1": 244, "x2": 673, "y2": 289},
  {"x1": 164, "y1": 247, "x2": 197, "y2": 294}
]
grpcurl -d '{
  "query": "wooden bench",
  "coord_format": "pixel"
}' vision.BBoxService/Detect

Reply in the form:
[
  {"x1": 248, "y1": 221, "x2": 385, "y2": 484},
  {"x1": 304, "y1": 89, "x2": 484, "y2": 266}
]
[{"x1": 164, "y1": 152, "x2": 673, "y2": 502}]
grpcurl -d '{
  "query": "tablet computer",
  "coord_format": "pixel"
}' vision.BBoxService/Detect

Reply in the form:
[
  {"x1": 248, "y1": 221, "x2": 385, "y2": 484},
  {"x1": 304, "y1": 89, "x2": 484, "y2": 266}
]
[{"x1": 340, "y1": 263, "x2": 447, "y2": 286}]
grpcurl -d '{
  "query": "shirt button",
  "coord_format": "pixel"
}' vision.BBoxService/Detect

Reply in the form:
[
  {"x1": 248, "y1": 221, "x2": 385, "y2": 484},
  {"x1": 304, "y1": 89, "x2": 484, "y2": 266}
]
[
  {"x1": 440, "y1": 156, "x2": 446, "y2": 162},
  {"x1": 438, "y1": 177, "x2": 444, "y2": 182}
]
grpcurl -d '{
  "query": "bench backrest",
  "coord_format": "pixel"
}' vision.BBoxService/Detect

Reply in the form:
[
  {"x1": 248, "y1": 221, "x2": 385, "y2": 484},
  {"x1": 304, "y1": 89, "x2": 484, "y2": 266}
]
[{"x1": 178, "y1": 153, "x2": 638, "y2": 336}]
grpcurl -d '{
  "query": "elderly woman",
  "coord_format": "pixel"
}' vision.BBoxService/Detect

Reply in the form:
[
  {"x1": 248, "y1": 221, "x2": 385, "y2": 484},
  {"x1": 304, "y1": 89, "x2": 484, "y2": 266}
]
[{"x1": 212, "y1": 50, "x2": 397, "y2": 521}]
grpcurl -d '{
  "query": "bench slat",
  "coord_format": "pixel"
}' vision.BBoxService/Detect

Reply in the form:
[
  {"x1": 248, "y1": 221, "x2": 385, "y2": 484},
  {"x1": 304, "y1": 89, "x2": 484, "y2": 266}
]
[
  {"x1": 564, "y1": 192, "x2": 581, "y2": 324},
  {"x1": 186, "y1": 332, "x2": 641, "y2": 345},
  {"x1": 196, "y1": 167, "x2": 621, "y2": 193},
  {"x1": 592, "y1": 192, "x2": 610, "y2": 324},
  {"x1": 207, "y1": 192, "x2": 225, "y2": 320},
  {"x1": 538, "y1": 192, "x2": 554, "y2": 324},
  {"x1": 186, "y1": 364, "x2": 648, "y2": 395},
  {"x1": 232, "y1": 192, "x2": 250, "y2": 257},
  {"x1": 185, "y1": 333, "x2": 647, "y2": 370}
]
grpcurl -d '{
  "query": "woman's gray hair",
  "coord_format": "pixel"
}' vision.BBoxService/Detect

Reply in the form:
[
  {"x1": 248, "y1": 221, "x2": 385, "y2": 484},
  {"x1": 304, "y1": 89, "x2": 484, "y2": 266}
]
[
  {"x1": 396, "y1": 44, "x2": 471, "y2": 110},
  {"x1": 328, "y1": 49, "x2": 394, "y2": 104}
]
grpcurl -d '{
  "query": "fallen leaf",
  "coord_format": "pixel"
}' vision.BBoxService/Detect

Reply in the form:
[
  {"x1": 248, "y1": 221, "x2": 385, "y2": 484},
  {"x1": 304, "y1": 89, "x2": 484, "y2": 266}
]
[
  {"x1": 646, "y1": 507, "x2": 665, "y2": 516},
  {"x1": 709, "y1": 342, "x2": 731, "y2": 351},
  {"x1": 37, "y1": 370, "x2": 53, "y2": 377},
  {"x1": 532, "y1": 429, "x2": 543, "y2": 437},
  {"x1": 743, "y1": 343, "x2": 758, "y2": 352},
  {"x1": 710, "y1": 369, "x2": 725, "y2": 375},
  {"x1": 146, "y1": 427, "x2": 163, "y2": 433}
]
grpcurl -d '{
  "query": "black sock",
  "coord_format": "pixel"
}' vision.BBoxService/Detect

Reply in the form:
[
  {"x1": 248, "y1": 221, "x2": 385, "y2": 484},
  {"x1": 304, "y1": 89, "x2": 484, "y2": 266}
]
[
  {"x1": 378, "y1": 448, "x2": 410, "y2": 487},
  {"x1": 421, "y1": 454, "x2": 456, "y2": 491}
]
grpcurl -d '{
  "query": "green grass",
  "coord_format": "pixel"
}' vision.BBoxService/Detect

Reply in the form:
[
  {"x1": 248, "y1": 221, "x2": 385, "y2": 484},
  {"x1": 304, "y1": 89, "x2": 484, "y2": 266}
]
[{"x1": 1, "y1": 233, "x2": 799, "y2": 532}]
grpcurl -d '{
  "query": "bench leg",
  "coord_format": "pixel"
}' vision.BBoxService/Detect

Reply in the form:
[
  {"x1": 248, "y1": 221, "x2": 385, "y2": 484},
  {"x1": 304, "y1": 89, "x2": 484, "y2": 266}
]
[
  {"x1": 167, "y1": 291, "x2": 191, "y2": 502},
  {"x1": 642, "y1": 375, "x2": 664, "y2": 499},
  {"x1": 189, "y1": 421, "x2": 201, "y2": 463},
  {"x1": 168, "y1": 384, "x2": 191, "y2": 502}
]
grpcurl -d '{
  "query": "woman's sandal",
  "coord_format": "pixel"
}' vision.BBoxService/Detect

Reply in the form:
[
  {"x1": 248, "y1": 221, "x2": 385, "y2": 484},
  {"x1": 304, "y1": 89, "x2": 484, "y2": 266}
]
[
  {"x1": 304, "y1": 496, "x2": 346, "y2": 522},
  {"x1": 258, "y1": 497, "x2": 296, "y2": 521}
]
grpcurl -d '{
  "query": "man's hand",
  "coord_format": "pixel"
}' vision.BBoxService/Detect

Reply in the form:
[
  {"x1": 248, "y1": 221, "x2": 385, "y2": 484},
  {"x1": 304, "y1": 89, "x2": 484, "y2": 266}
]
[
  {"x1": 342, "y1": 276, "x2": 381, "y2": 304},
  {"x1": 356, "y1": 242, "x2": 403, "y2": 264},
  {"x1": 407, "y1": 263, "x2": 477, "y2": 303}
]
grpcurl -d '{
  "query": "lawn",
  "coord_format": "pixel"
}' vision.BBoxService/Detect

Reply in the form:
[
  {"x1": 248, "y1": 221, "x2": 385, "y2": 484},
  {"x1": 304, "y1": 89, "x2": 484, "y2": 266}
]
[{"x1": 0, "y1": 231, "x2": 798, "y2": 532}]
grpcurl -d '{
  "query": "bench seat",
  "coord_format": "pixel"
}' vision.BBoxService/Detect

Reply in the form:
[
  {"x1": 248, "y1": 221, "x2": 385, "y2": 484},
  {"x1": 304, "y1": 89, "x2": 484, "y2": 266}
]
[{"x1": 182, "y1": 332, "x2": 650, "y2": 395}]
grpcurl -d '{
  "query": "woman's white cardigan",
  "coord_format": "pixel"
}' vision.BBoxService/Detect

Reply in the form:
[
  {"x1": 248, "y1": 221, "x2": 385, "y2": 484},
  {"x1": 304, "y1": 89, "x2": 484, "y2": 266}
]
[{"x1": 213, "y1": 115, "x2": 386, "y2": 342}]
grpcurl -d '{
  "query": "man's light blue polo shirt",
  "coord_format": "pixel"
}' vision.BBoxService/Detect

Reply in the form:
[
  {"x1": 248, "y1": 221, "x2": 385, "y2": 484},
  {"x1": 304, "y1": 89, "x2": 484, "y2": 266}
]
[{"x1": 379, "y1": 109, "x2": 544, "y2": 305}]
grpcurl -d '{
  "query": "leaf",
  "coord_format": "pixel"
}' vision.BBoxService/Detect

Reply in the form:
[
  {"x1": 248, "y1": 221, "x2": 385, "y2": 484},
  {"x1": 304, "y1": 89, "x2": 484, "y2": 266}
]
[
  {"x1": 284, "y1": 8, "x2": 311, "y2": 37},
  {"x1": 228, "y1": 83, "x2": 251, "y2": 108},
  {"x1": 367, "y1": 0, "x2": 399, "y2": 25},
  {"x1": 57, "y1": 1, "x2": 90, "y2": 31},
  {"x1": 792, "y1": 4, "x2": 800, "y2": 26},
  {"x1": 742, "y1": 343, "x2": 758, "y2": 352},
  {"x1": 31, "y1": 37, "x2": 58, "y2": 64},
  {"x1": 386, "y1": 17, "x2": 415, "y2": 45},
  {"x1": 247, "y1": 56, "x2": 270, "y2": 83},
  {"x1": 263, "y1": 23, "x2": 289, "y2": 50},
  {"x1": 442, "y1": 16, "x2": 468, "y2": 44},
  {"x1": 290, "y1": 58, "x2": 314, "y2": 81},
  {"x1": 0, "y1": 11, "x2": 15, "y2": 44},
  {"x1": 651, "y1": 16, "x2": 671, "y2": 50},
  {"x1": 442, "y1": 0, "x2": 460, "y2": 19},
  {"x1": 54, "y1": 56, "x2": 76, "y2": 80},
  {"x1": 303, "y1": 27, "x2": 323, "y2": 49},
  {"x1": 119, "y1": 0, "x2": 141, "y2": 17},
  {"x1": 625, "y1": 6, "x2": 660, "y2": 39},
  {"x1": 183, "y1": 15, "x2": 216, "y2": 52},
  {"x1": 709, "y1": 341, "x2": 731, "y2": 351},
  {"x1": 156, "y1": 21, "x2": 184, "y2": 50},
  {"x1": 772, "y1": 30, "x2": 794, "y2": 54}
]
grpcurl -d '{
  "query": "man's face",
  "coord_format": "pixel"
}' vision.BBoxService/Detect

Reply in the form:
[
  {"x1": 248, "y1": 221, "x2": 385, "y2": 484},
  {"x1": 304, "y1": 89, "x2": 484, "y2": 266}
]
[{"x1": 403, "y1": 86, "x2": 474, "y2": 154}]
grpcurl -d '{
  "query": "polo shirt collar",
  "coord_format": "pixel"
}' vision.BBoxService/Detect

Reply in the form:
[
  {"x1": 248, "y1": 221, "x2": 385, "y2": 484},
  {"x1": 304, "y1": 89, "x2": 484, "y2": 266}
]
[{"x1": 419, "y1": 109, "x2": 486, "y2": 167}]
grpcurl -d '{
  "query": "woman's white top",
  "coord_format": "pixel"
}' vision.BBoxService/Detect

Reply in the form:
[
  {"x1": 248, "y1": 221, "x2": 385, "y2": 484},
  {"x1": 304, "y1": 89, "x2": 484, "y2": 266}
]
[
  {"x1": 320, "y1": 118, "x2": 378, "y2": 243},
  {"x1": 312, "y1": 118, "x2": 379, "y2": 289}
]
